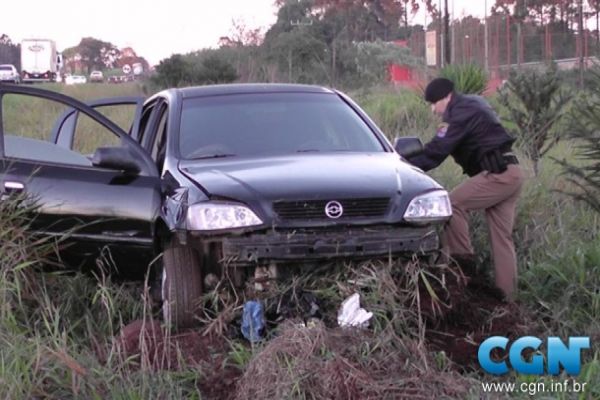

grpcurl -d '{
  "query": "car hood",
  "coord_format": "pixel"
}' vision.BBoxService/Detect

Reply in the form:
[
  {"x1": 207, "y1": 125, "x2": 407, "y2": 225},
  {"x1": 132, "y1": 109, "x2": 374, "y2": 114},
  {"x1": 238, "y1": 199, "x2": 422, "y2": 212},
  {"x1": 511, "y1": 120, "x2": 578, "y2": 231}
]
[{"x1": 178, "y1": 153, "x2": 439, "y2": 202}]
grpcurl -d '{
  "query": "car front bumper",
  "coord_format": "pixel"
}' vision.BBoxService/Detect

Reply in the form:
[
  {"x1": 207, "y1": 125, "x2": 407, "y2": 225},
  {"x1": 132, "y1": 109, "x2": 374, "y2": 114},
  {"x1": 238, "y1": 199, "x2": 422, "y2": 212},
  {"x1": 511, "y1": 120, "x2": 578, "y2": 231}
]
[{"x1": 193, "y1": 225, "x2": 440, "y2": 266}]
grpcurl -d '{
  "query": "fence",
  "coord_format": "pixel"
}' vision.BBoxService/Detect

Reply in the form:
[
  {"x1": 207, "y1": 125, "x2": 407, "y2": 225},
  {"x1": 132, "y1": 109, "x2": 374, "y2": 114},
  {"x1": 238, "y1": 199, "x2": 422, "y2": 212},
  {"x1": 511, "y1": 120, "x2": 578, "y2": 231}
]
[{"x1": 406, "y1": 15, "x2": 598, "y2": 79}]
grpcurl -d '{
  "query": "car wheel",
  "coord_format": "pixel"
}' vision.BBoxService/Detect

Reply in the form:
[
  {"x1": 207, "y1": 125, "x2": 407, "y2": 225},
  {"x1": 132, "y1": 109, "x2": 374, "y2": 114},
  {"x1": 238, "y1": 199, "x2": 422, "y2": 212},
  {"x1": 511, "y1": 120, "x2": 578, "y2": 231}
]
[{"x1": 161, "y1": 240, "x2": 203, "y2": 329}]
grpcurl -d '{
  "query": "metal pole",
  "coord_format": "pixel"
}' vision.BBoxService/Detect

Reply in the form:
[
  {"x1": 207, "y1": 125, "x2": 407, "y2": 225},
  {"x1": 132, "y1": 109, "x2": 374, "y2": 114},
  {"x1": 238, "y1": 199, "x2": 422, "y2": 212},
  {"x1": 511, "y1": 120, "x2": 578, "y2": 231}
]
[
  {"x1": 444, "y1": 0, "x2": 450, "y2": 65},
  {"x1": 439, "y1": 0, "x2": 444, "y2": 68},
  {"x1": 484, "y1": 0, "x2": 489, "y2": 71},
  {"x1": 451, "y1": 0, "x2": 455, "y2": 64},
  {"x1": 579, "y1": 0, "x2": 584, "y2": 88}
]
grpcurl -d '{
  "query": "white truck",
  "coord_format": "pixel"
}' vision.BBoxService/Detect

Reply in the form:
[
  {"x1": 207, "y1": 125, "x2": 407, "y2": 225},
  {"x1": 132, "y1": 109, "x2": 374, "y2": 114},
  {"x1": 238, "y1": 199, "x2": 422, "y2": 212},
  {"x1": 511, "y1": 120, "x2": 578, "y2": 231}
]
[{"x1": 20, "y1": 39, "x2": 62, "y2": 83}]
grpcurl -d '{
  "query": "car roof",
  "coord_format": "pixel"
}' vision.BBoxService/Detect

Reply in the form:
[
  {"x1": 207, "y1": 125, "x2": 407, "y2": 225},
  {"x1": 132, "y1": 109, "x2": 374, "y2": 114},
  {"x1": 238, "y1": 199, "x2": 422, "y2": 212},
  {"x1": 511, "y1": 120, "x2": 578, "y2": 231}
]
[{"x1": 171, "y1": 83, "x2": 335, "y2": 99}]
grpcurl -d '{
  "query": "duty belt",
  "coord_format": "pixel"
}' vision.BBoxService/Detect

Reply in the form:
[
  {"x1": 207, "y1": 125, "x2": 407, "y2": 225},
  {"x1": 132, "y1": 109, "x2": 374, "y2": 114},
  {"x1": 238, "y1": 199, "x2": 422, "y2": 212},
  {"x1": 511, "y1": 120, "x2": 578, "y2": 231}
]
[{"x1": 503, "y1": 152, "x2": 519, "y2": 165}]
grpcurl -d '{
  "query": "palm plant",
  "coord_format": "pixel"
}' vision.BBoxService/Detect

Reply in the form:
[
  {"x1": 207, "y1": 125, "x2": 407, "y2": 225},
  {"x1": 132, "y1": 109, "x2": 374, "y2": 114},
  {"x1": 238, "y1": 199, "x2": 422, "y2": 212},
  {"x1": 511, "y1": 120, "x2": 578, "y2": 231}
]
[
  {"x1": 556, "y1": 66, "x2": 600, "y2": 212},
  {"x1": 497, "y1": 64, "x2": 573, "y2": 175},
  {"x1": 439, "y1": 64, "x2": 488, "y2": 95}
]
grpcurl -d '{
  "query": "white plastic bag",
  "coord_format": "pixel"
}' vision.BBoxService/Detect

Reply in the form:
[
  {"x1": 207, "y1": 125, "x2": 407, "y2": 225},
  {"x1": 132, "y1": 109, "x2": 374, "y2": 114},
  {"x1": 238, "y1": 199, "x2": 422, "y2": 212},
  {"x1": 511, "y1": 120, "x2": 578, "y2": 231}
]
[{"x1": 337, "y1": 293, "x2": 373, "y2": 328}]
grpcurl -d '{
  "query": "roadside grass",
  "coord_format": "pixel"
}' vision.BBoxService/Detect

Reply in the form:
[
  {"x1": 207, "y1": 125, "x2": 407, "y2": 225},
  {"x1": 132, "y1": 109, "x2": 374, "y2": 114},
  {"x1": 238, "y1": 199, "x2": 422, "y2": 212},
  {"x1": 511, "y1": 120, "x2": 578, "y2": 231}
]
[
  {"x1": 1, "y1": 82, "x2": 147, "y2": 153},
  {"x1": 1, "y1": 84, "x2": 599, "y2": 398},
  {"x1": 0, "y1": 224, "x2": 202, "y2": 398},
  {"x1": 354, "y1": 85, "x2": 437, "y2": 140}
]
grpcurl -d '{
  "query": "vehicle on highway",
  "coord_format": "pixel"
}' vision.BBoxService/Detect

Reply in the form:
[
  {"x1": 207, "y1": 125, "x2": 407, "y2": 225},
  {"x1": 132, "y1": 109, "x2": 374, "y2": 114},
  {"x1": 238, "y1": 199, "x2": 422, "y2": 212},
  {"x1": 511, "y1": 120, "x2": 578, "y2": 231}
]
[
  {"x1": 64, "y1": 75, "x2": 87, "y2": 85},
  {"x1": 0, "y1": 64, "x2": 20, "y2": 83},
  {"x1": 20, "y1": 38, "x2": 62, "y2": 83},
  {"x1": 0, "y1": 84, "x2": 451, "y2": 329},
  {"x1": 89, "y1": 70, "x2": 104, "y2": 83}
]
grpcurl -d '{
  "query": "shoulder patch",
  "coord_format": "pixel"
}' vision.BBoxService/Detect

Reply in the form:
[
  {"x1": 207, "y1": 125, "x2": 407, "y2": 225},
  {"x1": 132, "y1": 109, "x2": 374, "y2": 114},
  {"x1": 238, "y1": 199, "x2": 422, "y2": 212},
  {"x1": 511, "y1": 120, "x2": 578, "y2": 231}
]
[{"x1": 436, "y1": 123, "x2": 449, "y2": 138}]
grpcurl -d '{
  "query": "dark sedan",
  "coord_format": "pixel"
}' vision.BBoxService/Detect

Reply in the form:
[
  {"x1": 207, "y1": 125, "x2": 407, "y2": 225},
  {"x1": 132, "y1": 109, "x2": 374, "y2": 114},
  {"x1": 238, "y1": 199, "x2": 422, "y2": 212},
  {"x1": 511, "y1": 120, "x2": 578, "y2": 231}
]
[{"x1": 0, "y1": 83, "x2": 451, "y2": 329}]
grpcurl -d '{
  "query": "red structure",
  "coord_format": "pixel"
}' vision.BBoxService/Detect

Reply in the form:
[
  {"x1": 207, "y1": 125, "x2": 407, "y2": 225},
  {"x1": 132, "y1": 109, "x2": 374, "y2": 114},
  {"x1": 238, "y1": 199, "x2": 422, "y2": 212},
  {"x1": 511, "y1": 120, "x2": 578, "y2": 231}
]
[{"x1": 388, "y1": 64, "x2": 412, "y2": 82}]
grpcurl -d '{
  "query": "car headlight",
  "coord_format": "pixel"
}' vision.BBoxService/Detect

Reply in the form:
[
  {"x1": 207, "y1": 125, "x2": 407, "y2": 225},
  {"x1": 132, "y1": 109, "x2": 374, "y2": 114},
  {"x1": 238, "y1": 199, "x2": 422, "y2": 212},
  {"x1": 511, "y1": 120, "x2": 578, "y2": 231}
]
[
  {"x1": 186, "y1": 202, "x2": 263, "y2": 231},
  {"x1": 403, "y1": 190, "x2": 452, "y2": 224}
]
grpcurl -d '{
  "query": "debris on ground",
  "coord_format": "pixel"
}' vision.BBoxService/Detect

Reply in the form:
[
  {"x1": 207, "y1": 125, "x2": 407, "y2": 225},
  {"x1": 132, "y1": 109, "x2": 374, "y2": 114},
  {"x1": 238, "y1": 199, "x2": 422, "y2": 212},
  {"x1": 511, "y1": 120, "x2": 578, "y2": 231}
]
[
  {"x1": 112, "y1": 259, "x2": 530, "y2": 399},
  {"x1": 241, "y1": 300, "x2": 265, "y2": 342},
  {"x1": 337, "y1": 292, "x2": 373, "y2": 328}
]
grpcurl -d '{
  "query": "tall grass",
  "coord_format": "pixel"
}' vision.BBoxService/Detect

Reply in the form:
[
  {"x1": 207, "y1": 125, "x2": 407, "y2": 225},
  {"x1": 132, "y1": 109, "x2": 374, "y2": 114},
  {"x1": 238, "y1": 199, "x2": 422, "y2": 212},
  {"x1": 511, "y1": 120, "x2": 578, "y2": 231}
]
[
  {"x1": 0, "y1": 193, "x2": 202, "y2": 398},
  {"x1": 353, "y1": 86, "x2": 437, "y2": 140}
]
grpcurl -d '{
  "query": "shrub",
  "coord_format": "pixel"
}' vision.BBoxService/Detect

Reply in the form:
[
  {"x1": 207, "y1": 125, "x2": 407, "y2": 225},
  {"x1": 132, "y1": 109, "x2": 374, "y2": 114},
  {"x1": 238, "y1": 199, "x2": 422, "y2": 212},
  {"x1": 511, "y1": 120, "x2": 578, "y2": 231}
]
[
  {"x1": 557, "y1": 66, "x2": 600, "y2": 212},
  {"x1": 497, "y1": 64, "x2": 573, "y2": 175},
  {"x1": 439, "y1": 64, "x2": 488, "y2": 95},
  {"x1": 356, "y1": 88, "x2": 436, "y2": 140},
  {"x1": 152, "y1": 52, "x2": 238, "y2": 89}
]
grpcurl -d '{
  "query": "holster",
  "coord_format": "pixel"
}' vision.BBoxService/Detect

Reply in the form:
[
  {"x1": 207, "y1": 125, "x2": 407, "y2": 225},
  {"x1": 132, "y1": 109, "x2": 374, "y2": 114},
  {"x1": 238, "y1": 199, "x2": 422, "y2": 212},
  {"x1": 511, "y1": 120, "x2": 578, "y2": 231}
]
[{"x1": 480, "y1": 149, "x2": 508, "y2": 174}]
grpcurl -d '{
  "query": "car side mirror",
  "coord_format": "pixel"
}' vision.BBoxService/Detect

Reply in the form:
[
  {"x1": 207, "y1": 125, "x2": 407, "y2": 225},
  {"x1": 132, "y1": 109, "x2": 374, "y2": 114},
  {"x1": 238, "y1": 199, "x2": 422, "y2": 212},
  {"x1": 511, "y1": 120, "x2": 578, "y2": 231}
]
[
  {"x1": 91, "y1": 146, "x2": 143, "y2": 174},
  {"x1": 394, "y1": 136, "x2": 424, "y2": 158}
]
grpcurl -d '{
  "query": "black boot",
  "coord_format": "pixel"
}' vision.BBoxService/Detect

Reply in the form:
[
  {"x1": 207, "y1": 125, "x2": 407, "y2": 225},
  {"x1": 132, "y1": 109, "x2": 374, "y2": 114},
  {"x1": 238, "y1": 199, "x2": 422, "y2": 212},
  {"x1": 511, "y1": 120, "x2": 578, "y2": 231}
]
[{"x1": 450, "y1": 253, "x2": 478, "y2": 278}]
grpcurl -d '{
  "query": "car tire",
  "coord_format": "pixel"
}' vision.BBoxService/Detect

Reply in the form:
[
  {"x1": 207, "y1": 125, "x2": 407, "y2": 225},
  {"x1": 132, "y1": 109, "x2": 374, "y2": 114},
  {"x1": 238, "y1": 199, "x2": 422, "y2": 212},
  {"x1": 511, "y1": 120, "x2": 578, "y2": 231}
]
[{"x1": 161, "y1": 239, "x2": 203, "y2": 330}]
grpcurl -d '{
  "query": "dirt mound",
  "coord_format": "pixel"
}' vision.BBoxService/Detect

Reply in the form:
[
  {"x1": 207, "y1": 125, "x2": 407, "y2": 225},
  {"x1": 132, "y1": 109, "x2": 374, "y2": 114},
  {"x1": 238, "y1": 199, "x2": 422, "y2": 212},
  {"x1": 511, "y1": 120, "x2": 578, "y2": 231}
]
[
  {"x1": 115, "y1": 319, "x2": 242, "y2": 398},
  {"x1": 422, "y1": 265, "x2": 529, "y2": 370}
]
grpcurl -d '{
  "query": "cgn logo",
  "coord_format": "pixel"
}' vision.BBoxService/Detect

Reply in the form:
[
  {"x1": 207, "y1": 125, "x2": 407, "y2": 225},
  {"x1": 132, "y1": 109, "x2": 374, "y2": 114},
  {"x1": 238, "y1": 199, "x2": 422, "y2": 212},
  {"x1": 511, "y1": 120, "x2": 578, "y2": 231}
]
[{"x1": 478, "y1": 336, "x2": 590, "y2": 375}]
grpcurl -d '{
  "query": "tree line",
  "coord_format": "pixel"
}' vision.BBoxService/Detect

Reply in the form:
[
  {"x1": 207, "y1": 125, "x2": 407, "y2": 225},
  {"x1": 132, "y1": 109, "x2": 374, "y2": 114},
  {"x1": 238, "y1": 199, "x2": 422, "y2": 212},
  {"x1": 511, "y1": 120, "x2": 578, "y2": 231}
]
[
  {"x1": 0, "y1": 35, "x2": 147, "y2": 75},
  {"x1": 152, "y1": 0, "x2": 600, "y2": 89}
]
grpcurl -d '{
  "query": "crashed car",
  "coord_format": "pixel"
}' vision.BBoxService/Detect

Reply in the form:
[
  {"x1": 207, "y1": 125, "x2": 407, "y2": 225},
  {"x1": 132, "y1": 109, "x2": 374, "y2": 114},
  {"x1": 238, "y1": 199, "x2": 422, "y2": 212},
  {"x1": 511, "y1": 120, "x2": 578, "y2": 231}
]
[{"x1": 0, "y1": 83, "x2": 451, "y2": 328}]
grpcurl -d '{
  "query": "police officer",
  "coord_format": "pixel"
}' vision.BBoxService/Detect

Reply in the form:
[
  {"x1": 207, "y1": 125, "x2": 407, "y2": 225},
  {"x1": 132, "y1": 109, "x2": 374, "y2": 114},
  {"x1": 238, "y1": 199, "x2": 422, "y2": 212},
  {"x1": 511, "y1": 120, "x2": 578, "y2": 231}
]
[{"x1": 407, "y1": 78, "x2": 525, "y2": 299}]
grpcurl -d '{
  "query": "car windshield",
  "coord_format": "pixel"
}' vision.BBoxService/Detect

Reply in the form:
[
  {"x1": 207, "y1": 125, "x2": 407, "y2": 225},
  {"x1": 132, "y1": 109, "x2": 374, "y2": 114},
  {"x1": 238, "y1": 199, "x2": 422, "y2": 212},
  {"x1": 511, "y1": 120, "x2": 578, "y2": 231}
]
[
  {"x1": 0, "y1": 66, "x2": 13, "y2": 71},
  {"x1": 179, "y1": 92, "x2": 385, "y2": 159}
]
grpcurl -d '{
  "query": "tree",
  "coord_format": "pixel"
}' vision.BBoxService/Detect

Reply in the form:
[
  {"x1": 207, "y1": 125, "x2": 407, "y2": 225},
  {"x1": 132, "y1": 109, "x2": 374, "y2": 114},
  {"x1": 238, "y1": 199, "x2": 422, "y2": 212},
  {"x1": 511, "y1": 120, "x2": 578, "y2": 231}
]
[
  {"x1": 0, "y1": 34, "x2": 20, "y2": 69},
  {"x1": 63, "y1": 37, "x2": 120, "y2": 74},
  {"x1": 270, "y1": 28, "x2": 328, "y2": 83},
  {"x1": 218, "y1": 18, "x2": 264, "y2": 47},
  {"x1": 197, "y1": 53, "x2": 238, "y2": 84},
  {"x1": 497, "y1": 64, "x2": 573, "y2": 175},
  {"x1": 557, "y1": 66, "x2": 600, "y2": 212},
  {"x1": 152, "y1": 51, "x2": 238, "y2": 88},
  {"x1": 588, "y1": 0, "x2": 600, "y2": 50},
  {"x1": 78, "y1": 37, "x2": 120, "y2": 72},
  {"x1": 152, "y1": 54, "x2": 190, "y2": 87}
]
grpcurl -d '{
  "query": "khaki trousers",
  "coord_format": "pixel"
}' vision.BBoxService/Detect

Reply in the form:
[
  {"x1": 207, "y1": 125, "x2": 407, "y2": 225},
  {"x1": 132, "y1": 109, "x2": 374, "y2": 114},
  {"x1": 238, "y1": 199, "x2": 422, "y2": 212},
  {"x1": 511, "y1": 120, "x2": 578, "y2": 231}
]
[{"x1": 442, "y1": 164, "x2": 525, "y2": 298}]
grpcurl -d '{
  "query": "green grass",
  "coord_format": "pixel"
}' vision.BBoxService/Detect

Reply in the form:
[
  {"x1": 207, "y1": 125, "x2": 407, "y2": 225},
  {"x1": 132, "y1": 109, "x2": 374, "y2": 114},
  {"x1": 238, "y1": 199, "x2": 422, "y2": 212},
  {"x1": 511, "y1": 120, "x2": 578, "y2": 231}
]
[
  {"x1": 1, "y1": 83, "x2": 147, "y2": 154},
  {"x1": 1, "y1": 83, "x2": 599, "y2": 398}
]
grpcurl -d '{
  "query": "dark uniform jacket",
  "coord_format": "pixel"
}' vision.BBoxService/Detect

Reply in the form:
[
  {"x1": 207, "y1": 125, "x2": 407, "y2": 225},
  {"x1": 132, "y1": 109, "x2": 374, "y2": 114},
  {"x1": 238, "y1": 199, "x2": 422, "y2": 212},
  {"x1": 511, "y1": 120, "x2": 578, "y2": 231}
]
[{"x1": 408, "y1": 93, "x2": 515, "y2": 177}]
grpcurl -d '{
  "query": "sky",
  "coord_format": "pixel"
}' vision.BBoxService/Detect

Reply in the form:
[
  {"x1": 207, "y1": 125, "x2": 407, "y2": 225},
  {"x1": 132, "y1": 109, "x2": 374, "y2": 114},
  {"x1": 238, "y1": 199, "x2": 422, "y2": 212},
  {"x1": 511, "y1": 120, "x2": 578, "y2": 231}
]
[
  {"x1": 0, "y1": 0, "x2": 489, "y2": 67},
  {"x1": 1, "y1": 0, "x2": 279, "y2": 66}
]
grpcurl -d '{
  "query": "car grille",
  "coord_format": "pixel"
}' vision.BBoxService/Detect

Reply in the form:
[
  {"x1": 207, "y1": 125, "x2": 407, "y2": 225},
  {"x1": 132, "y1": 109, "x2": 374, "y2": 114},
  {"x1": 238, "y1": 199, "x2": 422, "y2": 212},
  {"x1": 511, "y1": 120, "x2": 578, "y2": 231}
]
[{"x1": 273, "y1": 197, "x2": 390, "y2": 220}]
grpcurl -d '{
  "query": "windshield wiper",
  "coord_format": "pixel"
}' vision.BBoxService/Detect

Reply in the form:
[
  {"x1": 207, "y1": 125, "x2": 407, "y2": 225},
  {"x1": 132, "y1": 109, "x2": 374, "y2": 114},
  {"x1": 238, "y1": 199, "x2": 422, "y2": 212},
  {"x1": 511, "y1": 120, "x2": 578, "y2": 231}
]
[
  {"x1": 191, "y1": 153, "x2": 236, "y2": 160},
  {"x1": 296, "y1": 149, "x2": 320, "y2": 153}
]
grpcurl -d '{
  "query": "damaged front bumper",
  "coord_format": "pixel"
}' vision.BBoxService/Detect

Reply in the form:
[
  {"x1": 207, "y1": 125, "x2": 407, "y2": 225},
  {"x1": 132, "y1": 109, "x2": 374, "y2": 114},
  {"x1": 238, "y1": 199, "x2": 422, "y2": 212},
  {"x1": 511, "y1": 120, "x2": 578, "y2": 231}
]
[{"x1": 194, "y1": 225, "x2": 440, "y2": 266}]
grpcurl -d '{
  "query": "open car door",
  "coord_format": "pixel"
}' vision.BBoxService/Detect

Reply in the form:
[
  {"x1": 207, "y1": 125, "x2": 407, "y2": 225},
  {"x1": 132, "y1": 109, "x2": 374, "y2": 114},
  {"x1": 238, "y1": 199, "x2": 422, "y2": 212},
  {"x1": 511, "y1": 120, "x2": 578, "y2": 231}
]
[
  {"x1": 49, "y1": 96, "x2": 145, "y2": 148},
  {"x1": 0, "y1": 85, "x2": 159, "y2": 276}
]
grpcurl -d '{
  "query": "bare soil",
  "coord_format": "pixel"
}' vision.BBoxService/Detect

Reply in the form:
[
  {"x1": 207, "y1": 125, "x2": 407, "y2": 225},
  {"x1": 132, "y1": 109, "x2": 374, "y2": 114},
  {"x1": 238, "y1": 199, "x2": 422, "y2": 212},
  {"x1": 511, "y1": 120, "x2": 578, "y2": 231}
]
[{"x1": 423, "y1": 266, "x2": 528, "y2": 370}]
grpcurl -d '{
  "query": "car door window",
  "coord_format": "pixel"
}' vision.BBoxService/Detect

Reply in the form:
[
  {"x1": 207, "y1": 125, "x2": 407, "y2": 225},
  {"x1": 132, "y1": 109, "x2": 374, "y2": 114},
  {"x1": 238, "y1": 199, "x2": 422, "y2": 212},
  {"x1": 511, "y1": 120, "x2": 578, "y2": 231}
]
[
  {"x1": 2, "y1": 93, "x2": 69, "y2": 141},
  {"x1": 70, "y1": 112, "x2": 122, "y2": 155},
  {"x1": 137, "y1": 103, "x2": 156, "y2": 146},
  {"x1": 1, "y1": 92, "x2": 148, "y2": 170},
  {"x1": 150, "y1": 105, "x2": 168, "y2": 171},
  {"x1": 51, "y1": 97, "x2": 144, "y2": 150}
]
